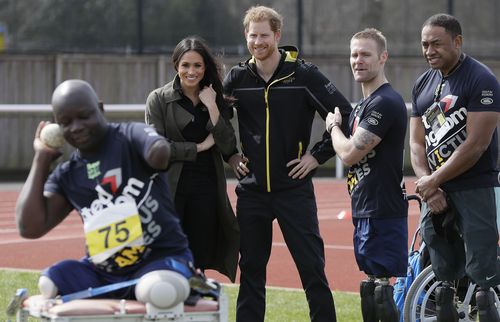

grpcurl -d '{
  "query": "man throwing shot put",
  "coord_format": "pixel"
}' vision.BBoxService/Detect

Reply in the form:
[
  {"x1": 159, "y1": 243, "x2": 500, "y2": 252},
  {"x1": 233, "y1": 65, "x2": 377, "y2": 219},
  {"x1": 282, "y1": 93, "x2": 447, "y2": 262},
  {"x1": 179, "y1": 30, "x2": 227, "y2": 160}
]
[{"x1": 16, "y1": 79, "x2": 194, "y2": 302}]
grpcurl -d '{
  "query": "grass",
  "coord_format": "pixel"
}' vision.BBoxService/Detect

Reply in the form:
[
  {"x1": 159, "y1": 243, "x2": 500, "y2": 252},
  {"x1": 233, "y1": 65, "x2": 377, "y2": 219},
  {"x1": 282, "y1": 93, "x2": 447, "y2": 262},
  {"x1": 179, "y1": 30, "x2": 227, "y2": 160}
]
[
  {"x1": 223, "y1": 285, "x2": 361, "y2": 321},
  {"x1": 1, "y1": 269, "x2": 39, "y2": 322},
  {"x1": 0, "y1": 269, "x2": 361, "y2": 321}
]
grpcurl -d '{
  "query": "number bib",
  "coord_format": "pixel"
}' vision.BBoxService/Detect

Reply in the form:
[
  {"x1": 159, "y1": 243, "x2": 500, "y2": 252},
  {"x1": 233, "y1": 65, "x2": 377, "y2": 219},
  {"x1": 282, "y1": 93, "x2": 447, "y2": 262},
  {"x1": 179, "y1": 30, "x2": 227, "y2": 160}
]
[{"x1": 84, "y1": 201, "x2": 144, "y2": 264}]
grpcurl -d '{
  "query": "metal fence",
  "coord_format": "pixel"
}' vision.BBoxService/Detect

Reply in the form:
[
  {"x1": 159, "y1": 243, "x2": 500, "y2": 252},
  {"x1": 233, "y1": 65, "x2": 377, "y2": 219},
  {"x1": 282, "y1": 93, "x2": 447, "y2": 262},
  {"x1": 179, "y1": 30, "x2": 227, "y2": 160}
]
[
  {"x1": 1, "y1": 53, "x2": 500, "y2": 180},
  {"x1": 2, "y1": 53, "x2": 500, "y2": 104}
]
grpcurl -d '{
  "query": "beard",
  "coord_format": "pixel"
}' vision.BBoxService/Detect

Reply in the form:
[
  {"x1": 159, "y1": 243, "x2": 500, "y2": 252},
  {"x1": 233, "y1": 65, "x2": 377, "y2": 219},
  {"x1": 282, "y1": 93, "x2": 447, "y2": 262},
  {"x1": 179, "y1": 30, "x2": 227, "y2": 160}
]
[{"x1": 250, "y1": 44, "x2": 277, "y2": 61}]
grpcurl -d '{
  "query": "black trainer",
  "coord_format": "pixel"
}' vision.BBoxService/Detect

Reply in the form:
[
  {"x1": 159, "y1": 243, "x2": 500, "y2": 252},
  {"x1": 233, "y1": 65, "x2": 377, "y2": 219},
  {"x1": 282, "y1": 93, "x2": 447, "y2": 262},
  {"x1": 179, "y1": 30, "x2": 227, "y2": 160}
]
[
  {"x1": 476, "y1": 288, "x2": 500, "y2": 322},
  {"x1": 374, "y1": 284, "x2": 399, "y2": 322},
  {"x1": 435, "y1": 284, "x2": 459, "y2": 322}
]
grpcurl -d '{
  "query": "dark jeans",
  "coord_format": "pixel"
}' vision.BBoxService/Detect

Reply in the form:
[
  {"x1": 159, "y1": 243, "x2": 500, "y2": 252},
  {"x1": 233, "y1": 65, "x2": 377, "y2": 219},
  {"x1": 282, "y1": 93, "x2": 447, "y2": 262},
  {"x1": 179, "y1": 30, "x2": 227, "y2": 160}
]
[{"x1": 235, "y1": 180, "x2": 336, "y2": 322}]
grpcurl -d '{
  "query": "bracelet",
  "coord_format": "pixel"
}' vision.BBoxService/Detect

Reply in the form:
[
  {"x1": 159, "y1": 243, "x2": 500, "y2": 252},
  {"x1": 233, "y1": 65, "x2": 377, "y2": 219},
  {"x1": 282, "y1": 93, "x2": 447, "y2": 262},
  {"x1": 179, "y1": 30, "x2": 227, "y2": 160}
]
[{"x1": 327, "y1": 122, "x2": 340, "y2": 134}]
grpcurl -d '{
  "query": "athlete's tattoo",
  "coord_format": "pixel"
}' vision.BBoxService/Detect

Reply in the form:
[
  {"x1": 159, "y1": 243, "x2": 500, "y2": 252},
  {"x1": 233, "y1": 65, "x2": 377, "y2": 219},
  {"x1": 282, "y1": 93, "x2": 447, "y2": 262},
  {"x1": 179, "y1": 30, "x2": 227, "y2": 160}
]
[{"x1": 353, "y1": 130, "x2": 376, "y2": 150}]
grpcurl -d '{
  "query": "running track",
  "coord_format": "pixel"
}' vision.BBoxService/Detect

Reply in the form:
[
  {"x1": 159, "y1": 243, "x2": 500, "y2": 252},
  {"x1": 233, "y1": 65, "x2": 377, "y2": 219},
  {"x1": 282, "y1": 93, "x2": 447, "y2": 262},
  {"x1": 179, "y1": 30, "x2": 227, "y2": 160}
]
[{"x1": 0, "y1": 178, "x2": 420, "y2": 293}]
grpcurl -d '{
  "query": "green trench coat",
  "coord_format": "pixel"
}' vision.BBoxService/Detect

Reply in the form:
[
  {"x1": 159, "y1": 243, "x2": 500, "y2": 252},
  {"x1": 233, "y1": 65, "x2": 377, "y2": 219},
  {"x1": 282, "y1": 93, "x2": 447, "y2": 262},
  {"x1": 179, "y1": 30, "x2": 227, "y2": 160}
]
[{"x1": 145, "y1": 78, "x2": 240, "y2": 282}]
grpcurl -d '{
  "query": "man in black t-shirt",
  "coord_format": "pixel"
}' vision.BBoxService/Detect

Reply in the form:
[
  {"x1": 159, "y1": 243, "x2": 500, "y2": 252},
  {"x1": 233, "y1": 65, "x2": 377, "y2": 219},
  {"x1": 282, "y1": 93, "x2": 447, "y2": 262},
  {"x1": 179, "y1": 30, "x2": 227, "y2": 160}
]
[
  {"x1": 327, "y1": 28, "x2": 408, "y2": 322},
  {"x1": 16, "y1": 79, "x2": 193, "y2": 302},
  {"x1": 410, "y1": 14, "x2": 500, "y2": 321}
]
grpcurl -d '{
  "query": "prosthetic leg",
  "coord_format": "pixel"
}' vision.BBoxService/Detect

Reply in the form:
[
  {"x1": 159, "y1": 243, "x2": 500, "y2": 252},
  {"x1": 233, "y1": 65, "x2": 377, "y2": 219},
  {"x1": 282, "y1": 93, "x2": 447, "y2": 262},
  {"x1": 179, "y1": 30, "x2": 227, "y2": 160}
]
[
  {"x1": 135, "y1": 270, "x2": 190, "y2": 310},
  {"x1": 38, "y1": 275, "x2": 58, "y2": 299},
  {"x1": 435, "y1": 282, "x2": 459, "y2": 322},
  {"x1": 360, "y1": 276, "x2": 377, "y2": 322},
  {"x1": 476, "y1": 287, "x2": 500, "y2": 322},
  {"x1": 374, "y1": 277, "x2": 398, "y2": 322}
]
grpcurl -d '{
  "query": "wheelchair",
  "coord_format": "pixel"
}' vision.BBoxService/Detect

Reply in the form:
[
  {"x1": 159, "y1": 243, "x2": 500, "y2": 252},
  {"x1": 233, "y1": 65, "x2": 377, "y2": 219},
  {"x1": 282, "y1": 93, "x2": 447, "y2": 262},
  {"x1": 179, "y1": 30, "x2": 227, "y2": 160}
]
[
  {"x1": 403, "y1": 265, "x2": 500, "y2": 321},
  {"x1": 402, "y1": 191, "x2": 500, "y2": 322}
]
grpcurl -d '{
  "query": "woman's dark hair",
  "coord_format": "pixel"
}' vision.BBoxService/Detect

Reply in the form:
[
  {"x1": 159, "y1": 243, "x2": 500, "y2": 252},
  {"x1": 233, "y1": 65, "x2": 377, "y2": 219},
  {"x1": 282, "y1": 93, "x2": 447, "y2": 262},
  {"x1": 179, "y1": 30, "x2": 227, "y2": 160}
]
[{"x1": 172, "y1": 36, "x2": 232, "y2": 118}]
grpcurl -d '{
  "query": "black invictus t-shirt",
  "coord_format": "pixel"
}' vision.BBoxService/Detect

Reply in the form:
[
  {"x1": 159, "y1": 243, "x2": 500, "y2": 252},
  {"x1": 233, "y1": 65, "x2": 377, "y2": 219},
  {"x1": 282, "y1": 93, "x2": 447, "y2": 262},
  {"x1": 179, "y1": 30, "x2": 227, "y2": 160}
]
[
  {"x1": 45, "y1": 123, "x2": 189, "y2": 274},
  {"x1": 348, "y1": 83, "x2": 408, "y2": 219},
  {"x1": 411, "y1": 55, "x2": 500, "y2": 192}
]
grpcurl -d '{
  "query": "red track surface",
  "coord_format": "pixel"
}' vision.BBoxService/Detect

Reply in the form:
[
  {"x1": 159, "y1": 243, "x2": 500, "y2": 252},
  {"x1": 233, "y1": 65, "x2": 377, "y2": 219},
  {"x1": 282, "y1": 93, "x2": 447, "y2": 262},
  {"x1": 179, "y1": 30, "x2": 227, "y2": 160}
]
[{"x1": 0, "y1": 178, "x2": 420, "y2": 293}]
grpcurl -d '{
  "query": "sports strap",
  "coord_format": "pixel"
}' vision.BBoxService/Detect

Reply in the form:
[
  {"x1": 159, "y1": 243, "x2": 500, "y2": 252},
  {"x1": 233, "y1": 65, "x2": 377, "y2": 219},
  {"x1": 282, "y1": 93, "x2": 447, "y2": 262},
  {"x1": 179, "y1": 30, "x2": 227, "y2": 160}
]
[{"x1": 60, "y1": 278, "x2": 140, "y2": 302}]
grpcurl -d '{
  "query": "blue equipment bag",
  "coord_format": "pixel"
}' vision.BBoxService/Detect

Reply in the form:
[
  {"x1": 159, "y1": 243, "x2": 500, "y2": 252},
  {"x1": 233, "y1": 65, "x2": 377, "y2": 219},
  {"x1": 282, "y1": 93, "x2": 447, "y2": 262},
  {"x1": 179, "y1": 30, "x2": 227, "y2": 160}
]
[{"x1": 393, "y1": 225, "x2": 428, "y2": 321}]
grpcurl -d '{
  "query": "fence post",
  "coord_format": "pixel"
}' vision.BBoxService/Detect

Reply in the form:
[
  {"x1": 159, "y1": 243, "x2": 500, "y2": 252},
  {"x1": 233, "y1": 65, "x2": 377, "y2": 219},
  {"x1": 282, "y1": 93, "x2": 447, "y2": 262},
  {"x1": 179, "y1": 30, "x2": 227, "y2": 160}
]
[
  {"x1": 157, "y1": 55, "x2": 167, "y2": 87},
  {"x1": 55, "y1": 54, "x2": 63, "y2": 87},
  {"x1": 335, "y1": 156, "x2": 344, "y2": 179}
]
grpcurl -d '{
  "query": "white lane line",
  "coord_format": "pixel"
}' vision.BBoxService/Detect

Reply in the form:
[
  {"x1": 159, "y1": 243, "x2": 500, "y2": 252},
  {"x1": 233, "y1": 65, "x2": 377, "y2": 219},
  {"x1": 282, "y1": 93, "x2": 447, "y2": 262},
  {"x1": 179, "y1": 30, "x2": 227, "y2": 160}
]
[
  {"x1": 0, "y1": 228, "x2": 18, "y2": 233},
  {"x1": 0, "y1": 236, "x2": 354, "y2": 251},
  {"x1": 0, "y1": 224, "x2": 84, "y2": 233},
  {"x1": 0, "y1": 235, "x2": 83, "y2": 245},
  {"x1": 0, "y1": 267, "x2": 40, "y2": 273},
  {"x1": 318, "y1": 214, "x2": 347, "y2": 220}
]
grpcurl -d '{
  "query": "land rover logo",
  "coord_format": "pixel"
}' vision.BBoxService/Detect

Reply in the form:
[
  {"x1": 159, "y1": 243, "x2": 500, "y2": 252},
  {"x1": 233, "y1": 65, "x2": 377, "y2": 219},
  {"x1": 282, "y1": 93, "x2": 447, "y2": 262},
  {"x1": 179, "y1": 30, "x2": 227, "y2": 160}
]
[
  {"x1": 367, "y1": 117, "x2": 379, "y2": 126},
  {"x1": 481, "y1": 97, "x2": 493, "y2": 105}
]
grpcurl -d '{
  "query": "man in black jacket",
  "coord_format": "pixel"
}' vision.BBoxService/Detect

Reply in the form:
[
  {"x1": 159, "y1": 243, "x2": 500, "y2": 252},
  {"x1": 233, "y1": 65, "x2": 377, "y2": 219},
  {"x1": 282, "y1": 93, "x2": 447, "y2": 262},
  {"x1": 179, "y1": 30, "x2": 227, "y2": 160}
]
[{"x1": 224, "y1": 5, "x2": 352, "y2": 322}]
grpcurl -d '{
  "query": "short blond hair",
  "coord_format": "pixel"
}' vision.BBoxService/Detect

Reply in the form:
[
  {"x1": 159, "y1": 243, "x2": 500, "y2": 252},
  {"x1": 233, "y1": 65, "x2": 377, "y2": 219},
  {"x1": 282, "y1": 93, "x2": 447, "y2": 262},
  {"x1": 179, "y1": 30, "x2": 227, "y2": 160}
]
[
  {"x1": 351, "y1": 28, "x2": 387, "y2": 55},
  {"x1": 243, "y1": 6, "x2": 283, "y2": 32}
]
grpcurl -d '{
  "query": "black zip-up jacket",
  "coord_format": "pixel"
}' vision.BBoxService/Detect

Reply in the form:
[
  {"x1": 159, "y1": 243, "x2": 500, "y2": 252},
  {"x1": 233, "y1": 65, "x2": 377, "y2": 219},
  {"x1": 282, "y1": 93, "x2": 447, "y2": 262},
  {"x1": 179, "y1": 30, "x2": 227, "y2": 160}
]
[{"x1": 224, "y1": 46, "x2": 352, "y2": 192}]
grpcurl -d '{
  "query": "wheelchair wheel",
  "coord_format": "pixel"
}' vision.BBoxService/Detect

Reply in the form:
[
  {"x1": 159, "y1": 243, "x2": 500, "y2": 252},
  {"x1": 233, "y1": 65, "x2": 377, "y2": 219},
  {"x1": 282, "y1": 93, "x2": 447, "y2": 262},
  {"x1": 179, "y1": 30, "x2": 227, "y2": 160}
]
[{"x1": 403, "y1": 265, "x2": 500, "y2": 322}]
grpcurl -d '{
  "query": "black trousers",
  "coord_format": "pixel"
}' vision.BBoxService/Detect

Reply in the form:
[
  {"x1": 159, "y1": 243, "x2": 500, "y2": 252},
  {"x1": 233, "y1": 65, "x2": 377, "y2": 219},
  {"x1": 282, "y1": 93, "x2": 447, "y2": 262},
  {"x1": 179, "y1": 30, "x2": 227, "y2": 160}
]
[
  {"x1": 421, "y1": 187, "x2": 500, "y2": 288},
  {"x1": 175, "y1": 171, "x2": 218, "y2": 271},
  {"x1": 235, "y1": 180, "x2": 336, "y2": 322}
]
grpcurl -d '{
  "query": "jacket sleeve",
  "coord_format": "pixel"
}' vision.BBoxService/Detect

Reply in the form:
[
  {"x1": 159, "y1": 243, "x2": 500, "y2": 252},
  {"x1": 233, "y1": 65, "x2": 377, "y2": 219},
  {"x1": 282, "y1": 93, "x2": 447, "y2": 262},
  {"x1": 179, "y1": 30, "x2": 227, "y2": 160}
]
[
  {"x1": 145, "y1": 90, "x2": 167, "y2": 137},
  {"x1": 303, "y1": 63, "x2": 352, "y2": 164},
  {"x1": 169, "y1": 143, "x2": 197, "y2": 162},
  {"x1": 145, "y1": 89, "x2": 197, "y2": 162},
  {"x1": 207, "y1": 113, "x2": 238, "y2": 156},
  {"x1": 221, "y1": 68, "x2": 241, "y2": 161}
]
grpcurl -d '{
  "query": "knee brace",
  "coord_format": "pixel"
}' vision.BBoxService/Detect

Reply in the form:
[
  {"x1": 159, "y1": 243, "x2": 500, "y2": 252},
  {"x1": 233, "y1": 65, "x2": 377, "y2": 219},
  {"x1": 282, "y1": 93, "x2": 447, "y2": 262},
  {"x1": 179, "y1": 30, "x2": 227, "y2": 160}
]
[
  {"x1": 38, "y1": 275, "x2": 58, "y2": 299},
  {"x1": 135, "y1": 270, "x2": 190, "y2": 309},
  {"x1": 360, "y1": 279, "x2": 377, "y2": 322},
  {"x1": 374, "y1": 279, "x2": 399, "y2": 322}
]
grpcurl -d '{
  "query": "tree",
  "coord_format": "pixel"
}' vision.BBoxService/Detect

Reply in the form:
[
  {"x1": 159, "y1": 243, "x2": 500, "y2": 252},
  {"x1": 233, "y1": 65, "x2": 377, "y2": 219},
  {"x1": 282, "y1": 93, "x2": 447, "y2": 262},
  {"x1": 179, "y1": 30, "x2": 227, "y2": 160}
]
[{"x1": 0, "y1": 0, "x2": 243, "y2": 53}]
